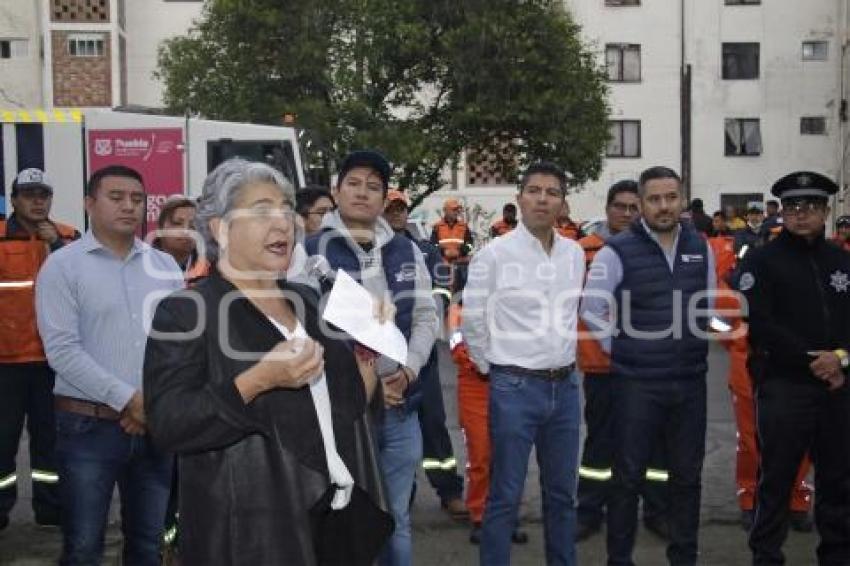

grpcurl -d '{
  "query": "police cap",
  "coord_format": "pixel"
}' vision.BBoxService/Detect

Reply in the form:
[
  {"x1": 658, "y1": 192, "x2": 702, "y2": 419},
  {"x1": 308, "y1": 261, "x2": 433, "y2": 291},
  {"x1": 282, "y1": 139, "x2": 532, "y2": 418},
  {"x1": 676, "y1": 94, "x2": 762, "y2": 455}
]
[{"x1": 771, "y1": 171, "x2": 838, "y2": 200}]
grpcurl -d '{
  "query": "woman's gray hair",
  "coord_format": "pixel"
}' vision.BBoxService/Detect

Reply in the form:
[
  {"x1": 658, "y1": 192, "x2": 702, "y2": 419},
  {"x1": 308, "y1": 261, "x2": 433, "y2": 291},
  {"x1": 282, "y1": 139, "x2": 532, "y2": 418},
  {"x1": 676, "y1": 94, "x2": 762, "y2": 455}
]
[{"x1": 196, "y1": 158, "x2": 298, "y2": 261}]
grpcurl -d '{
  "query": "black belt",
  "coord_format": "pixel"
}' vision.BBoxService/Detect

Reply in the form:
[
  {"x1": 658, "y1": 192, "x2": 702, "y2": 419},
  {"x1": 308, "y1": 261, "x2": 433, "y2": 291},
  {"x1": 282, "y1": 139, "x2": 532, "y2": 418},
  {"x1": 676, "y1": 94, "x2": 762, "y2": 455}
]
[{"x1": 491, "y1": 363, "x2": 576, "y2": 381}]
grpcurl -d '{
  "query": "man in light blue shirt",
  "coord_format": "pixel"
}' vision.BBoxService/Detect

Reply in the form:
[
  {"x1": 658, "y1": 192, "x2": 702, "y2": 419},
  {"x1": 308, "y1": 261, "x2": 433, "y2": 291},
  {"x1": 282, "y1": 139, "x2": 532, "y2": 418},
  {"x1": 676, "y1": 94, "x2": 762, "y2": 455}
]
[
  {"x1": 580, "y1": 167, "x2": 714, "y2": 566},
  {"x1": 36, "y1": 165, "x2": 182, "y2": 566}
]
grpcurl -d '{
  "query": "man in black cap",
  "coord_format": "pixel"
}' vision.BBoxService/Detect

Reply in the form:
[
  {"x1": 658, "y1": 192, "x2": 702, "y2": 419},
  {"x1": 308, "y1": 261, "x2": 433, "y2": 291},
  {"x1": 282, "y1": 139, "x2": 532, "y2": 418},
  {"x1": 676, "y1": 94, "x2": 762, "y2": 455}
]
[
  {"x1": 733, "y1": 201, "x2": 766, "y2": 259},
  {"x1": 305, "y1": 150, "x2": 439, "y2": 565},
  {"x1": 738, "y1": 171, "x2": 850, "y2": 565},
  {"x1": 759, "y1": 200, "x2": 782, "y2": 239},
  {"x1": 688, "y1": 198, "x2": 713, "y2": 236},
  {"x1": 831, "y1": 215, "x2": 850, "y2": 252}
]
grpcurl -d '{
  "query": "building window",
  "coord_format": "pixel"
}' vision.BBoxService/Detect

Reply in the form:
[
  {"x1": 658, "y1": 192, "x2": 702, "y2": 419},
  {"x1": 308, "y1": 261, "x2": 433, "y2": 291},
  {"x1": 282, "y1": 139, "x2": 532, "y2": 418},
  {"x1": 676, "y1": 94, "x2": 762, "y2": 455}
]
[
  {"x1": 605, "y1": 0, "x2": 640, "y2": 5},
  {"x1": 725, "y1": 118, "x2": 762, "y2": 156},
  {"x1": 607, "y1": 120, "x2": 641, "y2": 158},
  {"x1": 722, "y1": 43, "x2": 759, "y2": 80},
  {"x1": 605, "y1": 44, "x2": 641, "y2": 82},
  {"x1": 0, "y1": 39, "x2": 28, "y2": 59},
  {"x1": 68, "y1": 33, "x2": 104, "y2": 57},
  {"x1": 725, "y1": 0, "x2": 760, "y2": 4},
  {"x1": 802, "y1": 41, "x2": 828, "y2": 61},
  {"x1": 800, "y1": 117, "x2": 827, "y2": 135}
]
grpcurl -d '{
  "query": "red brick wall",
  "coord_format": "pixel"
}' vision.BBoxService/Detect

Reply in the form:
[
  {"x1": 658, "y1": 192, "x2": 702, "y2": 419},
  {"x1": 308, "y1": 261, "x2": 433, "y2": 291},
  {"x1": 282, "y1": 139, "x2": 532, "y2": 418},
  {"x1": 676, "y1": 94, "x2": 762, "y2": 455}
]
[{"x1": 52, "y1": 30, "x2": 112, "y2": 107}]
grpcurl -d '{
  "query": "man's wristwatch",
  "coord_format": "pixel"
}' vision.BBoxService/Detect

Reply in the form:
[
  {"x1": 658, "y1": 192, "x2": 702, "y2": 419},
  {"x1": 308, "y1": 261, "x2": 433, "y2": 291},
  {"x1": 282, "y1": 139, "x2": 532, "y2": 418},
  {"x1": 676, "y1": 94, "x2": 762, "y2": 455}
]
[{"x1": 834, "y1": 349, "x2": 850, "y2": 369}]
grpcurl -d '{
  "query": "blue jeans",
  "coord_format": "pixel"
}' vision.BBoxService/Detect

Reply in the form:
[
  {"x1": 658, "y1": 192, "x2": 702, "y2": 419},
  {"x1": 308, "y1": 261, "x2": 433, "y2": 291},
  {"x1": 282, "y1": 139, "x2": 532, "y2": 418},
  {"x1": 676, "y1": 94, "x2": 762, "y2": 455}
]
[
  {"x1": 606, "y1": 378, "x2": 706, "y2": 566},
  {"x1": 481, "y1": 367, "x2": 581, "y2": 566},
  {"x1": 377, "y1": 407, "x2": 423, "y2": 566},
  {"x1": 54, "y1": 411, "x2": 172, "y2": 566}
]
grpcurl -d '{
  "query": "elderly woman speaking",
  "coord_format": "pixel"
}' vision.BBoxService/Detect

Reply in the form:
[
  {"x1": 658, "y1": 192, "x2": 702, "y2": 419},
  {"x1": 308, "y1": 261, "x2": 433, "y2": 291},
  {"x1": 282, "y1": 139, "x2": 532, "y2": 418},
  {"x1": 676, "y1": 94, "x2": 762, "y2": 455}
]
[{"x1": 143, "y1": 159, "x2": 391, "y2": 565}]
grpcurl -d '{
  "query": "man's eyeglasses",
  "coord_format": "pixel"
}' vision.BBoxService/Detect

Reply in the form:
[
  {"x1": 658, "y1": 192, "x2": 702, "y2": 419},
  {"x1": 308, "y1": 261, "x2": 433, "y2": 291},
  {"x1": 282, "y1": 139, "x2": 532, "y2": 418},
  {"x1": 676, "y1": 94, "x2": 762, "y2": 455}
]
[
  {"x1": 609, "y1": 202, "x2": 639, "y2": 214},
  {"x1": 782, "y1": 200, "x2": 826, "y2": 215}
]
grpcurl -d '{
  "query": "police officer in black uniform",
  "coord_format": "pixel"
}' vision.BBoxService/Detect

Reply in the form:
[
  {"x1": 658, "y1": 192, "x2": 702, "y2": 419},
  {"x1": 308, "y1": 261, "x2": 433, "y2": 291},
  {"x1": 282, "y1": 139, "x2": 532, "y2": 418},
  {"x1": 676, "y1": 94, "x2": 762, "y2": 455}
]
[{"x1": 738, "y1": 171, "x2": 850, "y2": 565}]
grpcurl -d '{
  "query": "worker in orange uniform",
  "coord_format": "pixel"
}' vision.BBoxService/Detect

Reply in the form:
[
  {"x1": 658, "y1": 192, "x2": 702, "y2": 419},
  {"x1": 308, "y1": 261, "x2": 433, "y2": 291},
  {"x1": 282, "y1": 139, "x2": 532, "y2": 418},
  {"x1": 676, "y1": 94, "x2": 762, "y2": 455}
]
[
  {"x1": 576, "y1": 180, "x2": 671, "y2": 542},
  {"x1": 715, "y1": 225, "x2": 813, "y2": 532},
  {"x1": 489, "y1": 203, "x2": 517, "y2": 238},
  {"x1": 707, "y1": 218, "x2": 737, "y2": 286},
  {"x1": 449, "y1": 269, "x2": 528, "y2": 547},
  {"x1": 431, "y1": 198, "x2": 473, "y2": 263},
  {"x1": 555, "y1": 200, "x2": 582, "y2": 240},
  {"x1": 431, "y1": 198, "x2": 474, "y2": 291},
  {"x1": 0, "y1": 169, "x2": 79, "y2": 530}
]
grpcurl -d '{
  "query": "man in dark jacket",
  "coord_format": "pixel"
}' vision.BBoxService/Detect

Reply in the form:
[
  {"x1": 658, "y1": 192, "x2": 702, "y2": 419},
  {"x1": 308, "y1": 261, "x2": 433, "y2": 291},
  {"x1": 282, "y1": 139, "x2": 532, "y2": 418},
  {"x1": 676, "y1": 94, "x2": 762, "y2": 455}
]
[
  {"x1": 688, "y1": 198, "x2": 713, "y2": 236},
  {"x1": 306, "y1": 151, "x2": 439, "y2": 566},
  {"x1": 581, "y1": 166, "x2": 715, "y2": 566},
  {"x1": 733, "y1": 201, "x2": 766, "y2": 258},
  {"x1": 739, "y1": 171, "x2": 850, "y2": 566}
]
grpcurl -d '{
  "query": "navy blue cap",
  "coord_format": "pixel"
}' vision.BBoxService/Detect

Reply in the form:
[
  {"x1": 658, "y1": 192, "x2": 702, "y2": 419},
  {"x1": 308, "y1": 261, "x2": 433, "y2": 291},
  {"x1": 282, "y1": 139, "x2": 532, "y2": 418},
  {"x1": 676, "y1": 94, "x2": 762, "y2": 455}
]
[
  {"x1": 337, "y1": 150, "x2": 391, "y2": 189},
  {"x1": 771, "y1": 171, "x2": 838, "y2": 200}
]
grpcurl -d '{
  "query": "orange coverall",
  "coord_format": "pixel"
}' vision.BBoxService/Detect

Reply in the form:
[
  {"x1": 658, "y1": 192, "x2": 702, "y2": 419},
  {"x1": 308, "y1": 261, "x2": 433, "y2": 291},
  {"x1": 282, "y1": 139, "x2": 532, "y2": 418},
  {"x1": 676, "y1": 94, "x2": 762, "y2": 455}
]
[{"x1": 450, "y1": 305, "x2": 491, "y2": 524}]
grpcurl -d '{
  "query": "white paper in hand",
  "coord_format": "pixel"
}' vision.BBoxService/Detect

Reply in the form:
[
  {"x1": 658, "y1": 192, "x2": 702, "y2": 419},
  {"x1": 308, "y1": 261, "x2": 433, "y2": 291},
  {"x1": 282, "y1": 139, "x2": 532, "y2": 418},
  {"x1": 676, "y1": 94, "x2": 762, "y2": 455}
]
[{"x1": 322, "y1": 269, "x2": 408, "y2": 366}]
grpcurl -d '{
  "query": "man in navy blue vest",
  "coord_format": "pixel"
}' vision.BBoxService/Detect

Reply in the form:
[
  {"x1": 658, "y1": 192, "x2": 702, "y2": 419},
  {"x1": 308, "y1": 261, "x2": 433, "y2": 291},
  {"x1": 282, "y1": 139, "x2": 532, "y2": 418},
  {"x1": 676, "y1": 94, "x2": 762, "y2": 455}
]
[
  {"x1": 581, "y1": 166, "x2": 715, "y2": 566},
  {"x1": 304, "y1": 151, "x2": 438, "y2": 566}
]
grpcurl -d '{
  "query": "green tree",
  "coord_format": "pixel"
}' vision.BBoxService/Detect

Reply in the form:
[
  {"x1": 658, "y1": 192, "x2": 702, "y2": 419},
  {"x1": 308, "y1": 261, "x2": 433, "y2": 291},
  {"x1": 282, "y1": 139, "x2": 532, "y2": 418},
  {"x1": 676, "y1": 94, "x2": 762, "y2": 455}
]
[{"x1": 157, "y1": 0, "x2": 609, "y2": 207}]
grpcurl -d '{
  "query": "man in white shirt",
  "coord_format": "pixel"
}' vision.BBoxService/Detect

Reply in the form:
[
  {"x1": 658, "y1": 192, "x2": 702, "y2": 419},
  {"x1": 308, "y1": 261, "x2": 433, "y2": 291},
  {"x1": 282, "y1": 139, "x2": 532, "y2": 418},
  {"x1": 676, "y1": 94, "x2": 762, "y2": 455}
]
[{"x1": 463, "y1": 162, "x2": 585, "y2": 566}]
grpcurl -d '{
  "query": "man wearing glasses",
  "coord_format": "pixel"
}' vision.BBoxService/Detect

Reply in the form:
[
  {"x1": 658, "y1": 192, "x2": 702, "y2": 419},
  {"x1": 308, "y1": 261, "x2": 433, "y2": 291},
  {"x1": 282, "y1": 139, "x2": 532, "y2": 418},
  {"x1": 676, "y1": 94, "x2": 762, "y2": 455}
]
[
  {"x1": 296, "y1": 185, "x2": 336, "y2": 236},
  {"x1": 739, "y1": 171, "x2": 850, "y2": 566}
]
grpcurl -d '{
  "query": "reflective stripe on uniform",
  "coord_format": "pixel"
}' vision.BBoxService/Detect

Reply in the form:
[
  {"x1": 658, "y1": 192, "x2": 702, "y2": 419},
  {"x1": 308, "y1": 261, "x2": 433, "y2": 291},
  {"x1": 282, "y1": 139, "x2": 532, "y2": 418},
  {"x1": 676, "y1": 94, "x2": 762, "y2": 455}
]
[
  {"x1": 0, "y1": 473, "x2": 17, "y2": 489},
  {"x1": 438, "y1": 238, "x2": 465, "y2": 244},
  {"x1": 0, "y1": 281, "x2": 34, "y2": 289},
  {"x1": 645, "y1": 468, "x2": 669, "y2": 482},
  {"x1": 422, "y1": 457, "x2": 457, "y2": 471},
  {"x1": 163, "y1": 525, "x2": 178, "y2": 544},
  {"x1": 578, "y1": 466, "x2": 612, "y2": 481},
  {"x1": 31, "y1": 469, "x2": 59, "y2": 483}
]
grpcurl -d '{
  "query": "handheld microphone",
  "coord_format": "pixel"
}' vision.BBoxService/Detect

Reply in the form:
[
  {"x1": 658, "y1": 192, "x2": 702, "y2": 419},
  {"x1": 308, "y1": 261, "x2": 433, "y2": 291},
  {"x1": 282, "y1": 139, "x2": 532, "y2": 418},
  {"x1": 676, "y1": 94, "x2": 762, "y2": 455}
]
[{"x1": 305, "y1": 255, "x2": 336, "y2": 289}]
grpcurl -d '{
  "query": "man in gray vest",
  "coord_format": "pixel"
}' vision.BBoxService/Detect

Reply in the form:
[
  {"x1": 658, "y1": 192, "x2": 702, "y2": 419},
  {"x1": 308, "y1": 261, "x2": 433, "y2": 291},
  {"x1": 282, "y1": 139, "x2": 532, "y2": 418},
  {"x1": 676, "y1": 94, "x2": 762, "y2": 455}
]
[{"x1": 581, "y1": 166, "x2": 715, "y2": 566}]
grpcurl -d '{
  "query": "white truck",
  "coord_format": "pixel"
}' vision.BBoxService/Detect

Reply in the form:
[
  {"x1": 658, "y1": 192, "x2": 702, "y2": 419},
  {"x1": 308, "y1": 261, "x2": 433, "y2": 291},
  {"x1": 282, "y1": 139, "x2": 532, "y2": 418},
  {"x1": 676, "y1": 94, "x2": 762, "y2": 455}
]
[{"x1": 1, "y1": 109, "x2": 306, "y2": 232}]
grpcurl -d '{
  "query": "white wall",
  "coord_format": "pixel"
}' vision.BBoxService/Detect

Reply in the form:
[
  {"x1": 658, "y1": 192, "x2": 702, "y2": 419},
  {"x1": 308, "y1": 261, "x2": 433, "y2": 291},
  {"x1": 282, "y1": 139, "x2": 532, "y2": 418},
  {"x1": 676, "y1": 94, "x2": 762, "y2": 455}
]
[
  {"x1": 688, "y1": 0, "x2": 842, "y2": 214},
  {"x1": 124, "y1": 0, "x2": 203, "y2": 108},
  {"x1": 0, "y1": 0, "x2": 43, "y2": 108},
  {"x1": 565, "y1": 0, "x2": 683, "y2": 221},
  {"x1": 422, "y1": 0, "x2": 845, "y2": 237}
]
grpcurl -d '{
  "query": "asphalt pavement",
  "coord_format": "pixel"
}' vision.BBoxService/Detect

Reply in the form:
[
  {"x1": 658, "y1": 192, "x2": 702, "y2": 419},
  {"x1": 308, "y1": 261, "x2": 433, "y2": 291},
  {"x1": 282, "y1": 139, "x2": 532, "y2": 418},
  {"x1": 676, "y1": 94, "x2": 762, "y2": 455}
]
[{"x1": 0, "y1": 343, "x2": 819, "y2": 565}]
